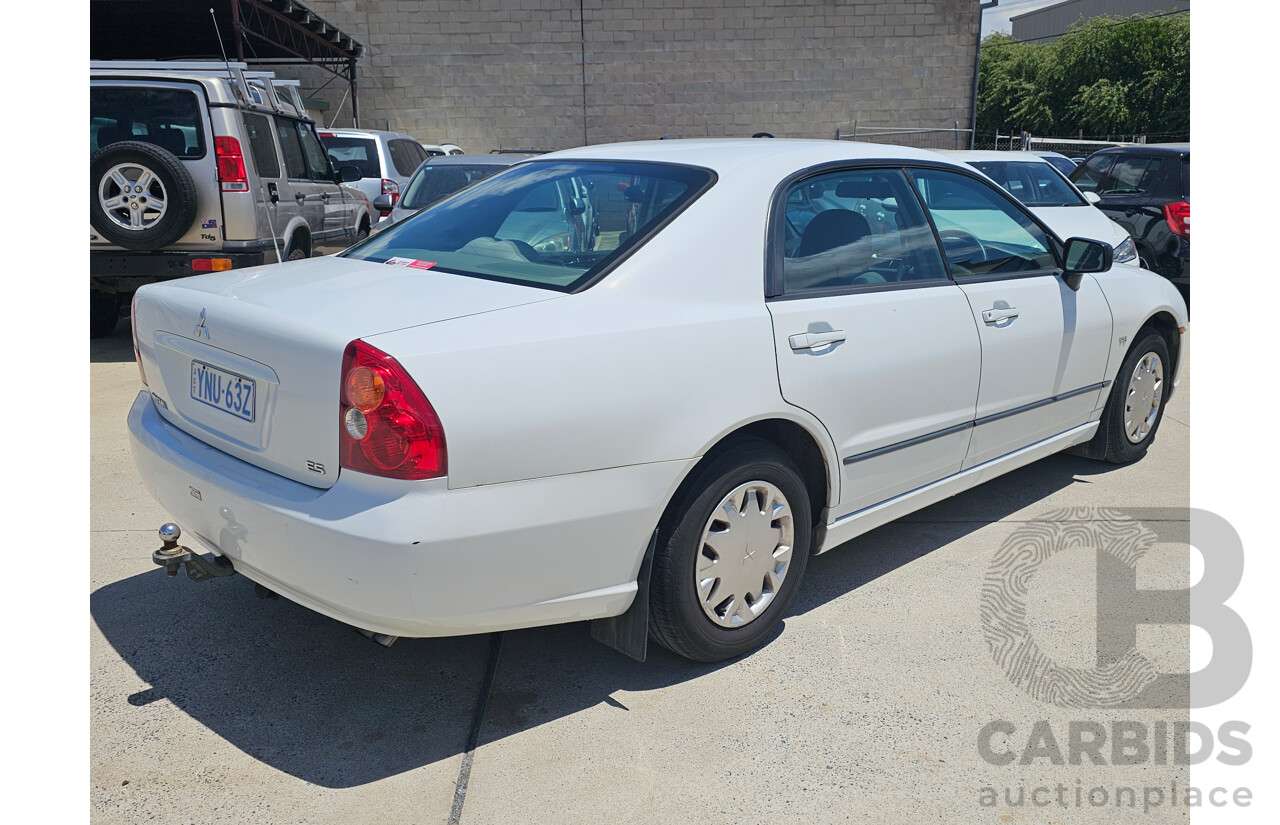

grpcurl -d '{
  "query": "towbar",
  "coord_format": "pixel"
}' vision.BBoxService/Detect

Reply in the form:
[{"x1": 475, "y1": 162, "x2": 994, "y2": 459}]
[{"x1": 152, "y1": 523, "x2": 237, "y2": 582}]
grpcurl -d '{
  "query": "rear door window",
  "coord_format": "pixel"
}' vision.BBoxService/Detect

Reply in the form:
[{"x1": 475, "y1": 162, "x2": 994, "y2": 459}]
[
  {"x1": 1104, "y1": 156, "x2": 1162, "y2": 195},
  {"x1": 274, "y1": 118, "x2": 308, "y2": 180},
  {"x1": 91, "y1": 86, "x2": 206, "y2": 158},
  {"x1": 389, "y1": 139, "x2": 428, "y2": 176}
]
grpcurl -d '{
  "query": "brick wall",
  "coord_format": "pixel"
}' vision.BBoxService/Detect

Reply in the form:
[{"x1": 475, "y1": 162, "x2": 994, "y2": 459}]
[{"x1": 295, "y1": 0, "x2": 979, "y2": 153}]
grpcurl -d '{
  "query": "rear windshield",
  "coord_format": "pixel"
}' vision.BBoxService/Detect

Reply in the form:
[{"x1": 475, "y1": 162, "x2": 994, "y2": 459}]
[
  {"x1": 319, "y1": 136, "x2": 381, "y2": 178},
  {"x1": 91, "y1": 87, "x2": 206, "y2": 158},
  {"x1": 400, "y1": 163, "x2": 513, "y2": 210},
  {"x1": 343, "y1": 160, "x2": 714, "y2": 291},
  {"x1": 968, "y1": 160, "x2": 1086, "y2": 207}
]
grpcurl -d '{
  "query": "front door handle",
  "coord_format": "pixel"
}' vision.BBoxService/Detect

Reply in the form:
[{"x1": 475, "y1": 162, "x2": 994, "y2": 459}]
[
  {"x1": 982, "y1": 306, "x2": 1019, "y2": 324},
  {"x1": 789, "y1": 329, "x2": 846, "y2": 350},
  {"x1": 294, "y1": 192, "x2": 305, "y2": 202}
]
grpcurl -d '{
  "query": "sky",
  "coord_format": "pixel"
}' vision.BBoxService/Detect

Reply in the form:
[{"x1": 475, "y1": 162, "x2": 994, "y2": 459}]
[{"x1": 981, "y1": 0, "x2": 1073, "y2": 37}]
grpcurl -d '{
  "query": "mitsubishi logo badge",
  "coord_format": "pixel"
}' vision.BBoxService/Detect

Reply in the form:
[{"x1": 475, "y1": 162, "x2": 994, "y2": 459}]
[{"x1": 195, "y1": 307, "x2": 209, "y2": 339}]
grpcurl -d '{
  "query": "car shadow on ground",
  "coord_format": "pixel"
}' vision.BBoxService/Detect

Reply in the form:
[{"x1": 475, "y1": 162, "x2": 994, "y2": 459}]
[
  {"x1": 91, "y1": 448, "x2": 1124, "y2": 788},
  {"x1": 90, "y1": 322, "x2": 135, "y2": 363}
]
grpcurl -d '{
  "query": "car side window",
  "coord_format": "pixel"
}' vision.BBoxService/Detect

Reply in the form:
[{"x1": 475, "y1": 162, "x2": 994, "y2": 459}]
[
  {"x1": 296, "y1": 124, "x2": 334, "y2": 182},
  {"x1": 389, "y1": 139, "x2": 425, "y2": 176},
  {"x1": 780, "y1": 168, "x2": 949, "y2": 294},
  {"x1": 1070, "y1": 154, "x2": 1115, "y2": 193},
  {"x1": 911, "y1": 168, "x2": 1055, "y2": 278},
  {"x1": 242, "y1": 113, "x2": 280, "y2": 179},
  {"x1": 274, "y1": 118, "x2": 308, "y2": 180},
  {"x1": 1104, "y1": 155, "x2": 1162, "y2": 194}
]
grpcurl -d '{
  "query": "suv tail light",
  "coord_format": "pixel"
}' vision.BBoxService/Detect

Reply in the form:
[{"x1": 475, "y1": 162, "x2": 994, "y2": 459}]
[
  {"x1": 131, "y1": 294, "x2": 147, "y2": 386},
  {"x1": 215, "y1": 136, "x2": 249, "y2": 192},
  {"x1": 1163, "y1": 201, "x2": 1189, "y2": 237},
  {"x1": 380, "y1": 179, "x2": 399, "y2": 215},
  {"x1": 339, "y1": 340, "x2": 447, "y2": 480}
]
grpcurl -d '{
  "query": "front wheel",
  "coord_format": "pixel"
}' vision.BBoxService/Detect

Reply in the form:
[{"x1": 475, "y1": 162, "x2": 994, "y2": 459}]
[
  {"x1": 648, "y1": 439, "x2": 813, "y2": 662},
  {"x1": 1098, "y1": 330, "x2": 1170, "y2": 463}
]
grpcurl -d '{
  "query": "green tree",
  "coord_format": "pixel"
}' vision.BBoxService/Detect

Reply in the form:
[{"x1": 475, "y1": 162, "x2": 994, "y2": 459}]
[{"x1": 976, "y1": 13, "x2": 1189, "y2": 141}]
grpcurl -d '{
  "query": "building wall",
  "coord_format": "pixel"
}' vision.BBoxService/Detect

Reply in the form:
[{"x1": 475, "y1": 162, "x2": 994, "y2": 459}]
[
  {"x1": 1011, "y1": 0, "x2": 1189, "y2": 43},
  {"x1": 295, "y1": 0, "x2": 980, "y2": 153}
]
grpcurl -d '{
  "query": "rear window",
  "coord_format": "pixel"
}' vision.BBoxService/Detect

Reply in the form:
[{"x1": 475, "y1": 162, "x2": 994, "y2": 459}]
[
  {"x1": 319, "y1": 136, "x2": 381, "y2": 178},
  {"x1": 400, "y1": 163, "x2": 513, "y2": 209},
  {"x1": 91, "y1": 87, "x2": 206, "y2": 158},
  {"x1": 344, "y1": 160, "x2": 714, "y2": 291},
  {"x1": 968, "y1": 160, "x2": 1086, "y2": 207}
]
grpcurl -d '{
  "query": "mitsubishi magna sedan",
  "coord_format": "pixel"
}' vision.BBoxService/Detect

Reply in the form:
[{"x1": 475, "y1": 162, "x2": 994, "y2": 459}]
[{"x1": 128, "y1": 139, "x2": 1188, "y2": 663}]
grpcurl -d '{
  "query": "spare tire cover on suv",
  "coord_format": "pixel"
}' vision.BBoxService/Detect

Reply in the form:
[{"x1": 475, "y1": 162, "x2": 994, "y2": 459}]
[{"x1": 90, "y1": 141, "x2": 199, "y2": 250}]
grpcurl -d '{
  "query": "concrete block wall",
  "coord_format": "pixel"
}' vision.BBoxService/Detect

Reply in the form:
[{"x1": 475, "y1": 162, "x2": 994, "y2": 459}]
[{"x1": 295, "y1": 0, "x2": 979, "y2": 153}]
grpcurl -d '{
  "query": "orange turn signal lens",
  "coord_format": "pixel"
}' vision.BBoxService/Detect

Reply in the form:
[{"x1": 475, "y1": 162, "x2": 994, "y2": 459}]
[
  {"x1": 191, "y1": 258, "x2": 233, "y2": 272},
  {"x1": 344, "y1": 366, "x2": 386, "y2": 411}
]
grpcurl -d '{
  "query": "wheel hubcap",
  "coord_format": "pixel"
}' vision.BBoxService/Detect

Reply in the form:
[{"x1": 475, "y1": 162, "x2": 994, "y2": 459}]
[
  {"x1": 695, "y1": 481, "x2": 794, "y2": 628},
  {"x1": 99, "y1": 162, "x2": 168, "y2": 231},
  {"x1": 1123, "y1": 352, "x2": 1164, "y2": 443}
]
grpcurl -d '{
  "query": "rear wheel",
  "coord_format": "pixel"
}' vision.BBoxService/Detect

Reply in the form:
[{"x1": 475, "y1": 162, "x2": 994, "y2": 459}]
[{"x1": 649, "y1": 439, "x2": 813, "y2": 662}]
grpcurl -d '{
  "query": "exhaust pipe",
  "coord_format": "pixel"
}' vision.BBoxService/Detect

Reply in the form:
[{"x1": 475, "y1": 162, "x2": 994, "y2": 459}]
[{"x1": 355, "y1": 628, "x2": 399, "y2": 647}]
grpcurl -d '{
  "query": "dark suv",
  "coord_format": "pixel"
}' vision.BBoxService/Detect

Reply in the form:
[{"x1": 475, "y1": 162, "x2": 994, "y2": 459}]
[{"x1": 1069, "y1": 143, "x2": 1189, "y2": 297}]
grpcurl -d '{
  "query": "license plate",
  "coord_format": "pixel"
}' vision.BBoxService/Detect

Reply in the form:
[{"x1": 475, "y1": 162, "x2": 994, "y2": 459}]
[{"x1": 191, "y1": 360, "x2": 255, "y2": 422}]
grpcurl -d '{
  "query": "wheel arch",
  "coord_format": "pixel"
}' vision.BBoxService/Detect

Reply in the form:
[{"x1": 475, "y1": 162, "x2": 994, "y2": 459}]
[
  {"x1": 655, "y1": 414, "x2": 838, "y2": 541},
  {"x1": 1138, "y1": 309, "x2": 1183, "y2": 400}
]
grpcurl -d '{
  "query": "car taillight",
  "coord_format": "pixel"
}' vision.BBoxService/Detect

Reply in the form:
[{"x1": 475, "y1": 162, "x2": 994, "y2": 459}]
[
  {"x1": 215, "y1": 136, "x2": 249, "y2": 192},
  {"x1": 339, "y1": 340, "x2": 446, "y2": 480},
  {"x1": 131, "y1": 294, "x2": 147, "y2": 387},
  {"x1": 381, "y1": 178, "x2": 400, "y2": 210},
  {"x1": 1164, "y1": 201, "x2": 1189, "y2": 237}
]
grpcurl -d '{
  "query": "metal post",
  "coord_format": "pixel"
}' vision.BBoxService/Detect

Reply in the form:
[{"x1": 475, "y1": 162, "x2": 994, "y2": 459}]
[
  {"x1": 349, "y1": 58, "x2": 360, "y2": 128},
  {"x1": 231, "y1": 0, "x2": 244, "y2": 63}
]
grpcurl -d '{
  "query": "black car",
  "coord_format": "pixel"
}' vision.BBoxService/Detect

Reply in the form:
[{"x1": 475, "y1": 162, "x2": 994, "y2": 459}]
[{"x1": 1069, "y1": 144, "x2": 1189, "y2": 298}]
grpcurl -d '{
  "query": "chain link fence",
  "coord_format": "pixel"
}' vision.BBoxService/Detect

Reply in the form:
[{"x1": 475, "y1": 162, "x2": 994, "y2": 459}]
[{"x1": 834, "y1": 122, "x2": 974, "y2": 150}]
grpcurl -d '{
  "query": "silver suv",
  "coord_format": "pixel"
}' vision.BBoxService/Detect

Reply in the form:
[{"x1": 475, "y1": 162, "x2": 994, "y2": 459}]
[
  {"x1": 316, "y1": 128, "x2": 434, "y2": 220},
  {"x1": 90, "y1": 61, "x2": 373, "y2": 337}
]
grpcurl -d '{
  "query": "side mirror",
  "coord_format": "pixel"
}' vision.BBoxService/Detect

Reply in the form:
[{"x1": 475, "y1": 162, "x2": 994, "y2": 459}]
[
  {"x1": 1061, "y1": 237, "x2": 1113, "y2": 290},
  {"x1": 372, "y1": 194, "x2": 396, "y2": 212},
  {"x1": 338, "y1": 165, "x2": 363, "y2": 184},
  {"x1": 1082, "y1": 191, "x2": 1101, "y2": 205}
]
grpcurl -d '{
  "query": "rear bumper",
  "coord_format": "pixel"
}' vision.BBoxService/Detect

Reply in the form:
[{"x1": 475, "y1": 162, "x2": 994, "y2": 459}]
[
  {"x1": 91, "y1": 249, "x2": 270, "y2": 287},
  {"x1": 127, "y1": 391, "x2": 686, "y2": 638}
]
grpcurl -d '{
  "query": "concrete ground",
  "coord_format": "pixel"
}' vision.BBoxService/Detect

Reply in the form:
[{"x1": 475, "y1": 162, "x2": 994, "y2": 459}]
[{"x1": 91, "y1": 318, "x2": 1191, "y2": 824}]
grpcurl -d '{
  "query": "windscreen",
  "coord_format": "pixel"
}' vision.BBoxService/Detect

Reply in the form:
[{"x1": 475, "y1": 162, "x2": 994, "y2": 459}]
[
  {"x1": 343, "y1": 160, "x2": 714, "y2": 291},
  {"x1": 969, "y1": 160, "x2": 1086, "y2": 207}
]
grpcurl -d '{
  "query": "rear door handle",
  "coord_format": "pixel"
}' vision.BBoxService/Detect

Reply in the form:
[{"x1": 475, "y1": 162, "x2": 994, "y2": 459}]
[
  {"x1": 982, "y1": 306, "x2": 1019, "y2": 324},
  {"x1": 294, "y1": 192, "x2": 305, "y2": 201},
  {"x1": 788, "y1": 329, "x2": 846, "y2": 350}
]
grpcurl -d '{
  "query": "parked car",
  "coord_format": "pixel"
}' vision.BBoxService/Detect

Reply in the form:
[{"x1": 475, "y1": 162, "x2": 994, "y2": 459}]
[
  {"x1": 373, "y1": 153, "x2": 537, "y2": 232},
  {"x1": 941, "y1": 150, "x2": 1137, "y2": 264},
  {"x1": 89, "y1": 61, "x2": 372, "y2": 337},
  {"x1": 317, "y1": 128, "x2": 435, "y2": 219},
  {"x1": 420, "y1": 142, "x2": 465, "y2": 156},
  {"x1": 1028, "y1": 150, "x2": 1078, "y2": 177},
  {"x1": 129, "y1": 139, "x2": 1187, "y2": 663},
  {"x1": 1069, "y1": 144, "x2": 1189, "y2": 295}
]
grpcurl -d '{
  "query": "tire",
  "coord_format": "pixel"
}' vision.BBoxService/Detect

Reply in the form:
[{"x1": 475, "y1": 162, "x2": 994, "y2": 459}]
[
  {"x1": 1097, "y1": 329, "x2": 1170, "y2": 464},
  {"x1": 90, "y1": 141, "x2": 198, "y2": 250},
  {"x1": 649, "y1": 439, "x2": 813, "y2": 662},
  {"x1": 286, "y1": 240, "x2": 309, "y2": 261},
  {"x1": 90, "y1": 290, "x2": 121, "y2": 338}
]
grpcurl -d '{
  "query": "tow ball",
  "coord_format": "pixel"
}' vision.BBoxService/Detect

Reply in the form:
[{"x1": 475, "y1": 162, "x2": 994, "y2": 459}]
[{"x1": 152, "y1": 523, "x2": 237, "y2": 582}]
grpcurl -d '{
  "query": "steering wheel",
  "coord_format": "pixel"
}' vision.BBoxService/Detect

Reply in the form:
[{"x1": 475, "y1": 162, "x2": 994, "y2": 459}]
[{"x1": 937, "y1": 229, "x2": 987, "y2": 266}]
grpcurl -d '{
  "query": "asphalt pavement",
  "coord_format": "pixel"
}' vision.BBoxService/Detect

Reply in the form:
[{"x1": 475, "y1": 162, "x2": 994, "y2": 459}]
[{"x1": 91, "y1": 319, "x2": 1191, "y2": 824}]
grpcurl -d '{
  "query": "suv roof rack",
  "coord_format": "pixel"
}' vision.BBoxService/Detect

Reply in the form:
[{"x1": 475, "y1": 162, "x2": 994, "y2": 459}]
[{"x1": 89, "y1": 60, "x2": 308, "y2": 118}]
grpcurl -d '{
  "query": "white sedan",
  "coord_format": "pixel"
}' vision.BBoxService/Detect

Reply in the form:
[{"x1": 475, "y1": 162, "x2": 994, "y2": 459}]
[
  {"x1": 940, "y1": 149, "x2": 1139, "y2": 265},
  {"x1": 128, "y1": 139, "x2": 1188, "y2": 663}
]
